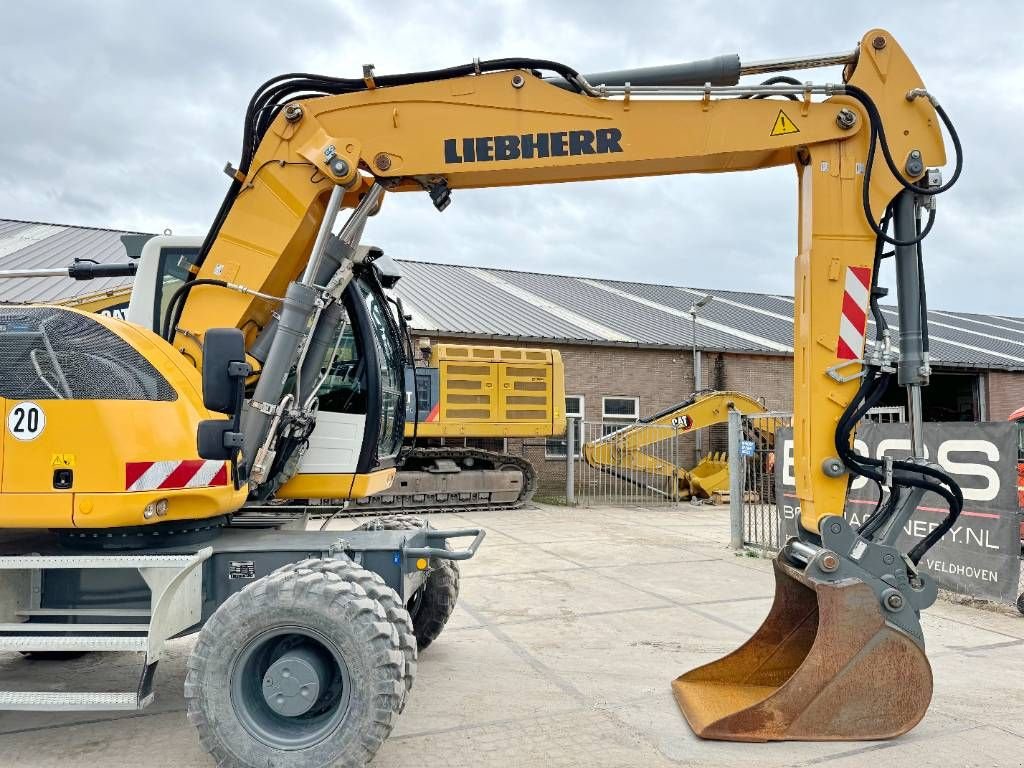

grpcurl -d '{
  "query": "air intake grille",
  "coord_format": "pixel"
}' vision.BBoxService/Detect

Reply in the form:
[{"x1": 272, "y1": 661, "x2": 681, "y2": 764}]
[{"x1": 0, "y1": 307, "x2": 176, "y2": 401}]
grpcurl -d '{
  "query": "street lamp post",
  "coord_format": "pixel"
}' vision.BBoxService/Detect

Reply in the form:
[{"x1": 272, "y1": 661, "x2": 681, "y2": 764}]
[{"x1": 689, "y1": 294, "x2": 713, "y2": 461}]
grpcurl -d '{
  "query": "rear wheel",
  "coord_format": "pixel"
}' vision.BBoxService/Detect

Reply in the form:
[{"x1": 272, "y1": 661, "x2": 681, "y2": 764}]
[
  {"x1": 354, "y1": 515, "x2": 461, "y2": 650},
  {"x1": 185, "y1": 564, "x2": 406, "y2": 768}
]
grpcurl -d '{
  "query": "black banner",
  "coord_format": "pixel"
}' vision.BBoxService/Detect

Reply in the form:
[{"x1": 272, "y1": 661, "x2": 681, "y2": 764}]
[{"x1": 775, "y1": 422, "x2": 1022, "y2": 603}]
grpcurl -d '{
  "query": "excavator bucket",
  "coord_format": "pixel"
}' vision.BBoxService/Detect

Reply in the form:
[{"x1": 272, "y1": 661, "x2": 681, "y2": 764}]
[
  {"x1": 672, "y1": 556, "x2": 933, "y2": 741},
  {"x1": 687, "y1": 452, "x2": 730, "y2": 498}
]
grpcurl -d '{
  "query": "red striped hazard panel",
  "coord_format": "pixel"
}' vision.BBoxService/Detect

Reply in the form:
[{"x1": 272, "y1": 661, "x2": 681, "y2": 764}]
[
  {"x1": 125, "y1": 460, "x2": 228, "y2": 492},
  {"x1": 837, "y1": 266, "x2": 872, "y2": 360}
]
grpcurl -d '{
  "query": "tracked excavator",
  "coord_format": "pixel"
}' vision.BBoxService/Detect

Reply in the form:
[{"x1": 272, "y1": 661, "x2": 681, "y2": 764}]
[
  {"x1": 584, "y1": 390, "x2": 764, "y2": 500},
  {"x1": 0, "y1": 26, "x2": 963, "y2": 763}
]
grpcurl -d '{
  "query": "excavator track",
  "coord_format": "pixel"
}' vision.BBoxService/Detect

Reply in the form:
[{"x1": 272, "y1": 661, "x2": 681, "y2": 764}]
[{"x1": 351, "y1": 447, "x2": 538, "y2": 514}]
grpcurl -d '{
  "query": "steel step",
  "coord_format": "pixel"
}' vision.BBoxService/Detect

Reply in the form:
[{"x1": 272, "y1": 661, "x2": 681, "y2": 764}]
[
  {"x1": 0, "y1": 623, "x2": 147, "y2": 633},
  {"x1": 0, "y1": 690, "x2": 147, "y2": 711},
  {"x1": 0, "y1": 635, "x2": 147, "y2": 652},
  {"x1": 18, "y1": 608, "x2": 151, "y2": 618},
  {"x1": 0, "y1": 553, "x2": 196, "y2": 570}
]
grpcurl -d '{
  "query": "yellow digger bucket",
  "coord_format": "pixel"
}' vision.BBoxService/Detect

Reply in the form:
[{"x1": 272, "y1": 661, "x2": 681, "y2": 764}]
[
  {"x1": 686, "y1": 452, "x2": 730, "y2": 499},
  {"x1": 673, "y1": 554, "x2": 933, "y2": 741}
]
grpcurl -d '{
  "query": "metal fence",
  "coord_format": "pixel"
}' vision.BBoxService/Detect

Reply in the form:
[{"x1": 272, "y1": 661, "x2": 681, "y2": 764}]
[
  {"x1": 568, "y1": 419, "x2": 728, "y2": 507},
  {"x1": 737, "y1": 411, "x2": 793, "y2": 553},
  {"x1": 735, "y1": 406, "x2": 906, "y2": 553}
]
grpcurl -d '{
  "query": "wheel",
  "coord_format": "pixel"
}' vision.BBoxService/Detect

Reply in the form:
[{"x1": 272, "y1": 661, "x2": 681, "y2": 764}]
[
  {"x1": 279, "y1": 557, "x2": 417, "y2": 711},
  {"x1": 407, "y1": 559, "x2": 460, "y2": 651},
  {"x1": 1017, "y1": 591, "x2": 1024, "y2": 616},
  {"x1": 354, "y1": 516, "x2": 460, "y2": 650},
  {"x1": 184, "y1": 564, "x2": 406, "y2": 768}
]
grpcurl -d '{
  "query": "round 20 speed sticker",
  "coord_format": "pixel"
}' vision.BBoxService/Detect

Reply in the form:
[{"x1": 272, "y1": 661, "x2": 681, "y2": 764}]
[{"x1": 7, "y1": 402, "x2": 46, "y2": 441}]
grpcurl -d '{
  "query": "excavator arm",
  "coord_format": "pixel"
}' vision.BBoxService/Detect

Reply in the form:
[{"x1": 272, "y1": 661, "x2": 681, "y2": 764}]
[
  {"x1": 163, "y1": 28, "x2": 963, "y2": 742},
  {"x1": 583, "y1": 391, "x2": 764, "y2": 498},
  {"x1": 173, "y1": 28, "x2": 946, "y2": 535}
]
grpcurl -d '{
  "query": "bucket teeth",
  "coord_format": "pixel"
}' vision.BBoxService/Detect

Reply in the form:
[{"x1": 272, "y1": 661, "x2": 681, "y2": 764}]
[{"x1": 673, "y1": 556, "x2": 932, "y2": 742}]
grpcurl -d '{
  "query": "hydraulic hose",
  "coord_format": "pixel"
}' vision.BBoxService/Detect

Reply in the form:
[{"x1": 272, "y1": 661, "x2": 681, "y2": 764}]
[{"x1": 161, "y1": 279, "x2": 228, "y2": 342}]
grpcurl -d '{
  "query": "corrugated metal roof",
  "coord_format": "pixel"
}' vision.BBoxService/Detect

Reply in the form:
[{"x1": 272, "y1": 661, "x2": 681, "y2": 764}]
[
  {"x1": 0, "y1": 219, "x2": 147, "y2": 304},
  {"x1": 1, "y1": 217, "x2": 1023, "y2": 371}
]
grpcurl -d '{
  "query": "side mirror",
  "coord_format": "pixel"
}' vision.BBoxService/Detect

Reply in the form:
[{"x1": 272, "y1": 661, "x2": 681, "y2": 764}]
[
  {"x1": 202, "y1": 328, "x2": 248, "y2": 415},
  {"x1": 198, "y1": 328, "x2": 251, "y2": 466}
]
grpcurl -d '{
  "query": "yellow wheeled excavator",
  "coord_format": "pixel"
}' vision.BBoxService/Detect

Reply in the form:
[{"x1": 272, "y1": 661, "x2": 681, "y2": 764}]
[
  {"x1": 584, "y1": 390, "x2": 764, "y2": 500},
  {"x1": 0, "y1": 26, "x2": 963, "y2": 763}
]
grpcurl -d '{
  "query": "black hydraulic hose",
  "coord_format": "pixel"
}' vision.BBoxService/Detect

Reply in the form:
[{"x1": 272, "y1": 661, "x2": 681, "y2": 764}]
[
  {"x1": 161, "y1": 279, "x2": 228, "y2": 343},
  {"x1": 845, "y1": 85, "x2": 963, "y2": 197},
  {"x1": 739, "y1": 75, "x2": 801, "y2": 100},
  {"x1": 860, "y1": 484, "x2": 902, "y2": 540},
  {"x1": 844, "y1": 84, "x2": 963, "y2": 247},
  {"x1": 183, "y1": 57, "x2": 592, "y2": 337},
  {"x1": 916, "y1": 215, "x2": 930, "y2": 354}
]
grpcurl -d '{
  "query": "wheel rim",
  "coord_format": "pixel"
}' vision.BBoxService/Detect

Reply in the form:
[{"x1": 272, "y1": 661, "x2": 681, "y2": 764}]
[
  {"x1": 407, "y1": 586, "x2": 425, "y2": 622},
  {"x1": 230, "y1": 625, "x2": 352, "y2": 750}
]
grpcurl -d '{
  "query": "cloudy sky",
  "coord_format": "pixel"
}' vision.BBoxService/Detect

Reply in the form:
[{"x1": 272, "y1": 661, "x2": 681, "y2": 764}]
[{"x1": 1, "y1": 2, "x2": 1020, "y2": 313}]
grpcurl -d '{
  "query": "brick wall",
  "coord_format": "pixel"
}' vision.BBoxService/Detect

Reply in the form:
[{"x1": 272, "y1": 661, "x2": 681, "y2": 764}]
[
  {"x1": 414, "y1": 332, "x2": 1024, "y2": 496},
  {"x1": 417, "y1": 334, "x2": 794, "y2": 496},
  {"x1": 986, "y1": 371, "x2": 1024, "y2": 421}
]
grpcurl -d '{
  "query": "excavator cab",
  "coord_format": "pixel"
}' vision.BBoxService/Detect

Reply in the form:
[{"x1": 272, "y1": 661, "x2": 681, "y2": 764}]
[{"x1": 127, "y1": 234, "x2": 409, "y2": 502}]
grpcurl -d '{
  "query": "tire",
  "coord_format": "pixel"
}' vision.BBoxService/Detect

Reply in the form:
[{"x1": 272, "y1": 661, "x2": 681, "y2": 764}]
[
  {"x1": 1017, "y1": 591, "x2": 1024, "y2": 616},
  {"x1": 184, "y1": 565, "x2": 406, "y2": 768},
  {"x1": 353, "y1": 516, "x2": 460, "y2": 650},
  {"x1": 407, "y1": 560, "x2": 460, "y2": 651},
  {"x1": 280, "y1": 558, "x2": 417, "y2": 711}
]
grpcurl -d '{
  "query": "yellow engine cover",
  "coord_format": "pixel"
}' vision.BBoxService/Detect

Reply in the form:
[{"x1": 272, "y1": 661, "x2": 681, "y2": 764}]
[
  {"x1": 411, "y1": 343, "x2": 566, "y2": 439},
  {"x1": 0, "y1": 305, "x2": 247, "y2": 529}
]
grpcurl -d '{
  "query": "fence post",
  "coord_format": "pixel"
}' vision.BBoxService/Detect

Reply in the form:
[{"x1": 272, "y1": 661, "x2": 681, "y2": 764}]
[
  {"x1": 565, "y1": 417, "x2": 576, "y2": 505},
  {"x1": 728, "y1": 408, "x2": 744, "y2": 549}
]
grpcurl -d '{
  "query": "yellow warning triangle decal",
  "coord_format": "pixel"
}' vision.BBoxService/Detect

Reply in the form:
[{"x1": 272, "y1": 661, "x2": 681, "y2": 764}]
[{"x1": 770, "y1": 110, "x2": 799, "y2": 136}]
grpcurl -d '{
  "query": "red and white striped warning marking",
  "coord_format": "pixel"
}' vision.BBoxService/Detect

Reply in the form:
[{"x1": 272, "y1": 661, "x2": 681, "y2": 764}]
[
  {"x1": 836, "y1": 266, "x2": 872, "y2": 360},
  {"x1": 126, "y1": 460, "x2": 228, "y2": 492}
]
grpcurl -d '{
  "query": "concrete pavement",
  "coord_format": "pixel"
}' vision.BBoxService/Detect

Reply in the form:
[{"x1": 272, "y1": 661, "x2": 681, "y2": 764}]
[{"x1": 1, "y1": 503, "x2": 1022, "y2": 767}]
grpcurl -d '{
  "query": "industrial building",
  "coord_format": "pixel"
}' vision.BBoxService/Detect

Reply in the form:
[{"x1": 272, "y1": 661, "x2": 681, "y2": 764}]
[{"x1": 3, "y1": 217, "x2": 1024, "y2": 495}]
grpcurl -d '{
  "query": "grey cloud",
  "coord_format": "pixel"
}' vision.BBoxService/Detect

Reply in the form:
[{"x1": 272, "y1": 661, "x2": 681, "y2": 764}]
[{"x1": 0, "y1": 1, "x2": 1020, "y2": 313}]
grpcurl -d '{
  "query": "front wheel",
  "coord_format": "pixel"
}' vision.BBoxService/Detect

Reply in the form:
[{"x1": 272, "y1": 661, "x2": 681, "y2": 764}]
[{"x1": 184, "y1": 564, "x2": 406, "y2": 768}]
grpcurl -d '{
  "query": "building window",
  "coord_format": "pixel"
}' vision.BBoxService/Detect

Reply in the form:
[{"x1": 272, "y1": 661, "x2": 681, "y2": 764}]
[
  {"x1": 546, "y1": 395, "x2": 584, "y2": 458},
  {"x1": 601, "y1": 396, "x2": 639, "y2": 435}
]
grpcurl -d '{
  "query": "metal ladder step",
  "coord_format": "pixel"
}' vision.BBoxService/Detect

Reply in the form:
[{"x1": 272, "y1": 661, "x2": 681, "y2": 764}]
[
  {"x1": 0, "y1": 635, "x2": 147, "y2": 653},
  {"x1": 18, "y1": 608, "x2": 151, "y2": 618},
  {"x1": 0, "y1": 553, "x2": 196, "y2": 570},
  {"x1": 0, "y1": 690, "x2": 146, "y2": 711},
  {"x1": 0, "y1": 623, "x2": 148, "y2": 633}
]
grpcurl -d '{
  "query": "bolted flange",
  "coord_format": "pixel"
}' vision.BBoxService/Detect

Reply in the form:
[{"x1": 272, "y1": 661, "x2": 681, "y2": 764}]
[
  {"x1": 882, "y1": 589, "x2": 905, "y2": 612},
  {"x1": 821, "y1": 457, "x2": 845, "y2": 478},
  {"x1": 329, "y1": 157, "x2": 350, "y2": 178},
  {"x1": 818, "y1": 550, "x2": 840, "y2": 573},
  {"x1": 905, "y1": 149, "x2": 925, "y2": 177},
  {"x1": 836, "y1": 108, "x2": 857, "y2": 130}
]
